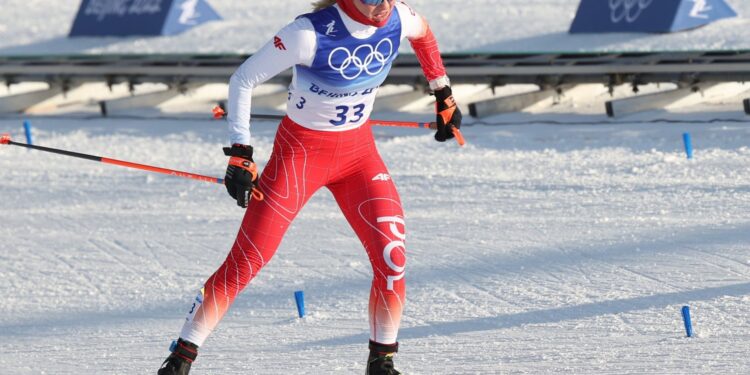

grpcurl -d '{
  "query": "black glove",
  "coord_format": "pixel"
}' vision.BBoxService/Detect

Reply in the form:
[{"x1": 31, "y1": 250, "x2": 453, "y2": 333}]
[
  {"x1": 223, "y1": 144, "x2": 261, "y2": 208},
  {"x1": 434, "y1": 86, "x2": 462, "y2": 142}
]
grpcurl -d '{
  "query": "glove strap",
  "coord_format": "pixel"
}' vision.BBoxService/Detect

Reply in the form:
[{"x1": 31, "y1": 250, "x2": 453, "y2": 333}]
[
  {"x1": 227, "y1": 157, "x2": 265, "y2": 201},
  {"x1": 437, "y1": 95, "x2": 457, "y2": 125},
  {"x1": 228, "y1": 156, "x2": 258, "y2": 180}
]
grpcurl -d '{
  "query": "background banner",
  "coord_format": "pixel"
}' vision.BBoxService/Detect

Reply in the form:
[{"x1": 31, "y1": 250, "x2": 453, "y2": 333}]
[
  {"x1": 69, "y1": 0, "x2": 221, "y2": 37},
  {"x1": 570, "y1": 0, "x2": 737, "y2": 33}
]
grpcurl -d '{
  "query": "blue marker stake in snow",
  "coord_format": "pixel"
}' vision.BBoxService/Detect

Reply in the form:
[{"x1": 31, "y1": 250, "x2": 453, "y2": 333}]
[
  {"x1": 681, "y1": 305, "x2": 693, "y2": 338},
  {"x1": 294, "y1": 290, "x2": 305, "y2": 318},
  {"x1": 23, "y1": 120, "x2": 33, "y2": 145},
  {"x1": 682, "y1": 132, "x2": 693, "y2": 159}
]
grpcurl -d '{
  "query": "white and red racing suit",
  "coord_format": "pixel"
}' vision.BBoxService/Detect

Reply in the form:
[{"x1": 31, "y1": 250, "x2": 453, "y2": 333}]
[{"x1": 178, "y1": 1, "x2": 449, "y2": 348}]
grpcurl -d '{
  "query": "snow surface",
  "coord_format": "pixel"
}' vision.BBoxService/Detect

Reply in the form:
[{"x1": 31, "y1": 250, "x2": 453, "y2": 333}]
[
  {"x1": 2, "y1": 1, "x2": 750, "y2": 375},
  {"x1": 3, "y1": 114, "x2": 750, "y2": 375}
]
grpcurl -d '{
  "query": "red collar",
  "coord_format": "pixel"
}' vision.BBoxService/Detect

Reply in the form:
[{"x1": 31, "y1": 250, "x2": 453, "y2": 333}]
[{"x1": 338, "y1": 0, "x2": 390, "y2": 28}]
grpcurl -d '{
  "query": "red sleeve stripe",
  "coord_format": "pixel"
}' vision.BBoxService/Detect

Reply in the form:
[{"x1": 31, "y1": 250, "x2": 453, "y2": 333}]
[{"x1": 408, "y1": 25, "x2": 447, "y2": 82}]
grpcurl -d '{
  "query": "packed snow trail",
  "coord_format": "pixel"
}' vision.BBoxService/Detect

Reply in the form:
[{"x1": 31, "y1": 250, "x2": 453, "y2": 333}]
[{"x1": 2, "y1": 116, "x2": 750, "y2": 374}]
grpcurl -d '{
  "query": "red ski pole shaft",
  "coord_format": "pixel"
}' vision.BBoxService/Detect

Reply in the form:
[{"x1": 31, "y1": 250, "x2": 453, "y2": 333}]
[
  {"x1": 368, "y1": 119, "x2": 436, "y2": 129},
  {"x1": 1, "y1": 133, "x2": 224, "y2": 185},
  {"x1": 212, "y1": 106, "x2": 464, "y2": 146},
  {"x1": 215, "y1": 105, "x2": 437, "y2": 129}
]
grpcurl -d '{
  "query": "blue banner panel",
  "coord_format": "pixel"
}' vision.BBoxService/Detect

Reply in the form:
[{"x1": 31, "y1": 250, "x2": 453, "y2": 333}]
[
  {"x1": 672, "y1": 0, "x2": 737, "y2": 32},
  {"x1": 163, "y1": 0, "x2": 222, "y2": 36},
  {"x1": 570, "y1": 0, "x2": 736, "y2": 33},
  {"x1": 69, "y1": 0, "x2": 221, "y2": 37}
]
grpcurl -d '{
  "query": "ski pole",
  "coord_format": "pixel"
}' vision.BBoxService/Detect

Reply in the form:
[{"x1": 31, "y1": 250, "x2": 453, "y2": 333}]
[
  {"x1": 211, "y1": 106, "x2": 466, "y2": 146},
  {"x1": 366, "y1": 118, "x2": 465, "y2": 146},
  {"x1": 1, "y1": 133, "x2": 224, "y2": 185}
]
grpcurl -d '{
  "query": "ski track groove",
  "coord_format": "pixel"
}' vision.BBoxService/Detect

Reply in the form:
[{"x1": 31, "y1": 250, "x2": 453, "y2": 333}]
[
  {"x1": 542, "y1": 267, "x2": 567, "y2": 284},
  {"x1": 429, "y1": 240, "x2": 513, "y2": 307},
  {"x1": 459, "y1": 273, "x2": 518, "y2": 309},
  {"x1": 692, "y1": 257, "x2": 747, "y2": 279},
  {"x1": 574, "y1": 263, "x2": 594, "y2": 285},
  {"x1": 51, "y1": 252, "x2": 106, "y2": 296},
  {"x1": 143, "y1": 239, "x2": 169, "y2": 272},
  {"x1": 538, "y1": 239, "x2": 668, "y2": 336},
  {"x1": 141, "y1": 239, "x2": 174, "y2": 289},
  {"x1": 617, "y1": 265, "x2": 681, "y2": 291},
  {"x1": 87, "y1": 238, "x2": 144, "y2": 278},
  {"x1": 49, "y1": 213, "x2": 78, "y2": 233},
  {"x1": 441, "y1": 276, "x2": 498, "y2": 312},
  {"x1": 686, "y1": 246, "x2": 750, "y2": 278},
  {"x1": 616, "y1": 315, "x2": 647, "y2": 336},
  {"x1": 542, "y1": 243, "x2": 604, "y2": 295},
  {"x1": 196, "y1": 241, "x2": 221, "y2": 257}
]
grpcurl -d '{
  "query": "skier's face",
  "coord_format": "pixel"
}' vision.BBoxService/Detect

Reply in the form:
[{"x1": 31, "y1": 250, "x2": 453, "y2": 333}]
[{"x1": 354, "y1": 0, "x2": 395, "y2": 24}]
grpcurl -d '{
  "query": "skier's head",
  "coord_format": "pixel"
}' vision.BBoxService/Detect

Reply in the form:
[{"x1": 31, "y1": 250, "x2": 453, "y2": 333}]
[
  {"x1": 312, "y1": 0, "x2": 396, "y2": 27},
  {"x1": 351, "y1": 0, "x2": 396, "y2": 26}
]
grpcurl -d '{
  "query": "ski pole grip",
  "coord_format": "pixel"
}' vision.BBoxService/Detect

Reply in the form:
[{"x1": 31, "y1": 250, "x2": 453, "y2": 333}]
[
  {"x1": 451, "y1": 126, "x2": 466, "y2": 147},
  {"x1": 0, "y1": 133, "x2": 10, "y2": 144},
  {"x1": 212, "y1": 105, "x2": 226, "y2": 119}
]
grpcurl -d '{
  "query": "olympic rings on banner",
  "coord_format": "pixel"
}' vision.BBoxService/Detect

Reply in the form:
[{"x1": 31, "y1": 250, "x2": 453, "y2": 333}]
[{"x1": 609, "y1": 0, "x2": 654, "y2": 24}]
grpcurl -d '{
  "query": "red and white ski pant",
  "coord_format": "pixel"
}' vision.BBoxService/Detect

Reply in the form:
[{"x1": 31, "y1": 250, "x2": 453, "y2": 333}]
[{"x1": 180, "y1": 117, "x2": 406, "y2": 346}]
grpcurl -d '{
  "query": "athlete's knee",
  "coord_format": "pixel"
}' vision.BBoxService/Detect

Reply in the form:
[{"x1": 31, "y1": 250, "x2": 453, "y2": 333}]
[
  {"x1": 362, "y1": 213, "x2": 406, "y2": 291},
  {"x1": 233, "y1": 246, "x2": 264, "y2": 287},
  {"x1": 211, "y1": 242, "x2": 264, "y2": 293}
]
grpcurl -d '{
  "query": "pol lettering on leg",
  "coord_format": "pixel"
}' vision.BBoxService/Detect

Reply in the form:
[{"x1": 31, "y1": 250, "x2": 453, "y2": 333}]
[{"x1": 377, "y1": 216, "x2": 406, "y2": 291}]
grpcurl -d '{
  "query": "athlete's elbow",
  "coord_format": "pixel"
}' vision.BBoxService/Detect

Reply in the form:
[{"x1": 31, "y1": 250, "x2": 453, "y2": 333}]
[
  {"x1": 412, "y1": 16, "x2": 431, "y2": 40},
  {"x1": 229, "y1": 70, "x2": 250, "y2": 88}
]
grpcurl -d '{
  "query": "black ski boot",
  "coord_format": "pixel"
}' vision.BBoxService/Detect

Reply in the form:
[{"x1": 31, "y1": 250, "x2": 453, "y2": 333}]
[
  {"x1": 366, "y1": 340, "x2": 401, "y2": 375},
  {"x1": 157, "y1": 338, "x2": 198, "y2": 375}
]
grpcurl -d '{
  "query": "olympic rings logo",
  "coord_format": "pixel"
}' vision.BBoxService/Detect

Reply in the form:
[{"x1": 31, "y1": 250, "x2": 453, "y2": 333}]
[
  {"x1": 609, "y1": 0, "x2": 654, "y2": 23},
  {"x1": 328, "y1": 38, "x2": 393, "y2": 80}
]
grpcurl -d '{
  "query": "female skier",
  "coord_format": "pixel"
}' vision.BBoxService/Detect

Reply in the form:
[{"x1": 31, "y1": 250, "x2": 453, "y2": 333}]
[{"x1": 158, "y1": 0, "x2": 461, "y2": 374}]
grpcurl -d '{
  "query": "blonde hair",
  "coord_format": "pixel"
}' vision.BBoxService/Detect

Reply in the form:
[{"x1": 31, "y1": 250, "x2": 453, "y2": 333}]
[{"x1": 312, "y1": 0, "x2": 337, "y2": 11}]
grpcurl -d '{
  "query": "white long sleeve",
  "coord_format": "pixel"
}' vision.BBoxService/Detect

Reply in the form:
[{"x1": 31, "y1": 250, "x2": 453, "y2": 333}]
[{"x1": 227, "y1": 17, "x2": 316, "y2": 145}]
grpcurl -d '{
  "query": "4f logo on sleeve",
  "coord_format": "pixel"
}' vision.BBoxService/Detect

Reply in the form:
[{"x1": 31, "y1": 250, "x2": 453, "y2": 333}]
[
  {"x1": 274, "y1": 36, "x2": 286, "y2": 50},
  {"x1": 372, "y1": 173, "x2": 391, "y2": 182}
]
